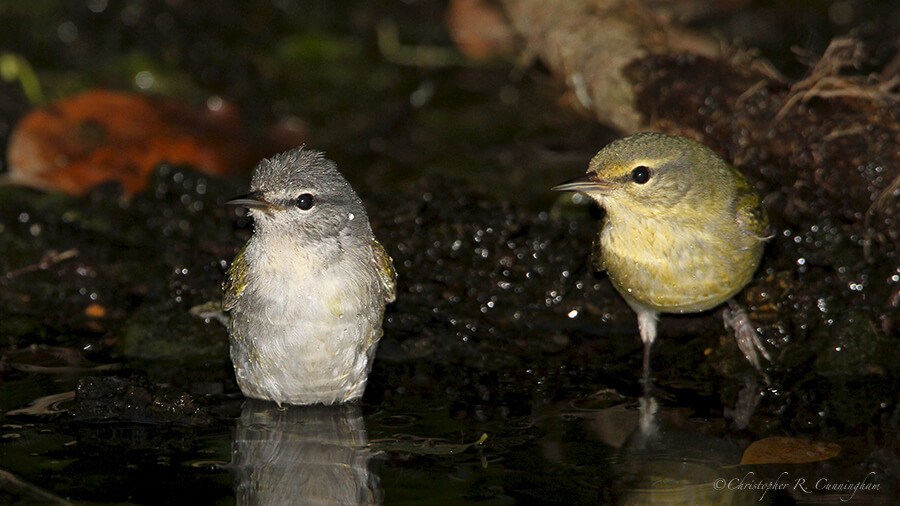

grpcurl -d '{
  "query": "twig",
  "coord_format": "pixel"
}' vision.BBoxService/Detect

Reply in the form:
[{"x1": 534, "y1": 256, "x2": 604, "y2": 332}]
[
  {"x1": 4, "y1": 249, "x2": 79, "y2": 279},
  {"x1": 771, "y1": 37, "x2": 899, "y2": 124},
  {"x1": 376, "y1": 19, "x2": 466, "y2": 67}
]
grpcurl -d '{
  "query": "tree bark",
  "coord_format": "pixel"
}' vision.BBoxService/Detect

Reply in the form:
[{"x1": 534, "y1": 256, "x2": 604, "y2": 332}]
[{"x1": 501, "y1": 0, "x2": 720, "y2": 133}]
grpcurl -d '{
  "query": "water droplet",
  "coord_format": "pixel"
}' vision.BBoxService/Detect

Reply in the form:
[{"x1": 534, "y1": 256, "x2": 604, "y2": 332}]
[
  {"x1": 135, "y1": 70, "x2": 155, "y2": 90},
  {"x1": 87, "y1": 0, "x2": 108, "y2": 13},
  {"x1": 57, "y1": 21, "x2": 78, "y2": 44}
]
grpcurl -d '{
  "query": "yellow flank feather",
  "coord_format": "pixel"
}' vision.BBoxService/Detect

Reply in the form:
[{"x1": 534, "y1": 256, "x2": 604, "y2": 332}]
[
  {"x1": 372, "y1": 239, "x2": 398, "y2": 303},
  {"x1": 223, "y1": 243, "x2": 250, "y2": 311}
]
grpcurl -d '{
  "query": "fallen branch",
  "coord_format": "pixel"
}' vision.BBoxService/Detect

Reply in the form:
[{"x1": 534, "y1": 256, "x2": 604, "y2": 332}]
[{"x1": 4, "y1": 248, "x2": 79, "y2": 279}]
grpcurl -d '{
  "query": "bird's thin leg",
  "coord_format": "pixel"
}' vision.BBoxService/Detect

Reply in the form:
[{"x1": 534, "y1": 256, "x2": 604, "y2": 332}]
[
  {"x1": 635, "y1": 308, "x2": 659, "y2": 391},
  {"x1": 724, "y1": 299, "x2": 771, "y2": 373},
  {"x1": 642, "y1": 340, "x2": 651, "y2": 385}
]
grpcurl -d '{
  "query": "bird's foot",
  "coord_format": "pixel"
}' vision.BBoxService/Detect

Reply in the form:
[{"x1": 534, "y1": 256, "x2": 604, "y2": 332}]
[
  {"x1": 724, "y1": 375, "x2": 763, "y2": 430},
  {"x1": 723, "y1": 300, "x2": 771, "y2": 375}
]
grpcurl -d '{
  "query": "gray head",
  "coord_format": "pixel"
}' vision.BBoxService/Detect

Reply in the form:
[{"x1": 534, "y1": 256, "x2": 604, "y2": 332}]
[{"x1": 229, "y1": 147, "x2": 372, "y2": 242}]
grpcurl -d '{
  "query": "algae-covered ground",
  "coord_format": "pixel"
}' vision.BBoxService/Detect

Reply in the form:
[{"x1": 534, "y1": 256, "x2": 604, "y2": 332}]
[{"x1": 1, "y1": 1, "x2": 898, "y2": 504}]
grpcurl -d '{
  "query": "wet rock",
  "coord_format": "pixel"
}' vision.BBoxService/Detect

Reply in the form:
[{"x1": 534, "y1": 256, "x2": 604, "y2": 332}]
[
  {"x1": 0, "y1": 163, "x2": 240, "y2": 364},
  {"x1": 118, "y1": 301, "x2": 228, "y2": 363},
  {"x1": 371, "y1": 177, "x2": 621, "y2": 361},
  {"x1": 73, "y1": 375, "x2": 212, "y2": 426}
]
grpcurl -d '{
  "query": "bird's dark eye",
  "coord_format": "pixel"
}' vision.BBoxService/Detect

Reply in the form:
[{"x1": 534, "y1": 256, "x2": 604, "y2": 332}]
[
  {"x1": 296, "y1": 193, "x2": 314, "y2": 210},
  {"x1": 631, "y1": 166, "x2": 651, "y2": 184}
]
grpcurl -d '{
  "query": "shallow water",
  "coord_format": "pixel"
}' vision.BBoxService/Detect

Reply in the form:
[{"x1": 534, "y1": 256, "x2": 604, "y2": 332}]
[
  {"x1": 1, "y1": 1, "x2": 899, "y2": 504},
  {"x1": 2, "y1": 363, "x2": 895, "y2": 504}
]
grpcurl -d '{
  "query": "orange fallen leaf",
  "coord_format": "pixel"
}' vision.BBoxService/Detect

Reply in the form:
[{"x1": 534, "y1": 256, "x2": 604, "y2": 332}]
[
  {"x1": 85, "y1": 303, "x2": 107, "y2": 318},
  {"x1": 5, "y1": 89, "x2": 257, "y2": 195},
  {"x1": 726, "y1": 436, "x2": 840, "y2": 467},
  {"x1": 445, "y1": 0, "x2": 517, "y2": 61}
]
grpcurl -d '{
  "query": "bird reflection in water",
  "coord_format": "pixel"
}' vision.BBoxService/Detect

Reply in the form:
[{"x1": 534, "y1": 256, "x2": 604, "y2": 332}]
[
  {"x1": 231, "y1": 400, "x2": 382, "y2": 505},
  {"x1": 611, "y1": 396, "x2": 757, "y2": 505}
]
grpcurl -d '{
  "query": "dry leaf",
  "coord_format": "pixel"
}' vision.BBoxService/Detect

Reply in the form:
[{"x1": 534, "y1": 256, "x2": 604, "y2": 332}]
[
  {"x1": 445, "y1": 0, "x2": 517, "y2": 61},
  {"x1": 5, "y1": 89, "x2": 256, "y2": 195},
  {"x1": 727, "y1": 436, "x2": 840, "y2": 467},
  {"x1": 84, "y1": 303, "x2": 106, "y2": 318}
]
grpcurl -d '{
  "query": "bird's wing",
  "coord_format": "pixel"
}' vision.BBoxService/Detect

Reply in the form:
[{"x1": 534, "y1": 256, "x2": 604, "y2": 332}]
[
  {"x1": 371, "y1": 239, "x2": 398, "y2": 304},
  {"x1": 222, "y1": 244, "x2": 250, "y2": 311},
  {"x1": 732, "y1": 171, "x2": 773, "y2": 241}
]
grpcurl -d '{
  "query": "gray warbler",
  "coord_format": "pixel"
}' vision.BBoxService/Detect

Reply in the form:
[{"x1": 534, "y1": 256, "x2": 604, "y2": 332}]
[
  {"x1": 553, "y1": 132, "x2": 771, "y2": 383},
  {"x1": 223, "y1": 147, "x2": 397, "y2": 406}
]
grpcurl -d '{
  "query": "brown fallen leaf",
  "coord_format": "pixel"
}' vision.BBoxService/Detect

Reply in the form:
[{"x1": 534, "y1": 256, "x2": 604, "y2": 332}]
[
  {"x1": 726, "y1": 436, "x2": 841, "y2": 467},
  {"x1": 84, "y1": 303, "x2": 106, "y2": 318},
  {"x1": 5, "y1": 89, "x2": 258, "y2": 195},
  {"x1": 445, "y1": 0, "x2": 518, "y2": 61}
]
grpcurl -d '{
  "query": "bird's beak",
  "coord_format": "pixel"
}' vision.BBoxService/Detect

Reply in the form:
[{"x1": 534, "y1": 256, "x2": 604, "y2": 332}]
[
  {"x1": 226, "y1": 192, "x2": 282, "y2": 213},
  {"x1": 551, "y1": 174, "x2": 610, "y2": 193}
]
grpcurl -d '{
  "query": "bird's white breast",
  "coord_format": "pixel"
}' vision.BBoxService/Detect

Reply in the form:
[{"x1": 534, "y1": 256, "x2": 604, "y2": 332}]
[{"x1": 229, "y1": 234, "x2": 386, "y2": 405}]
